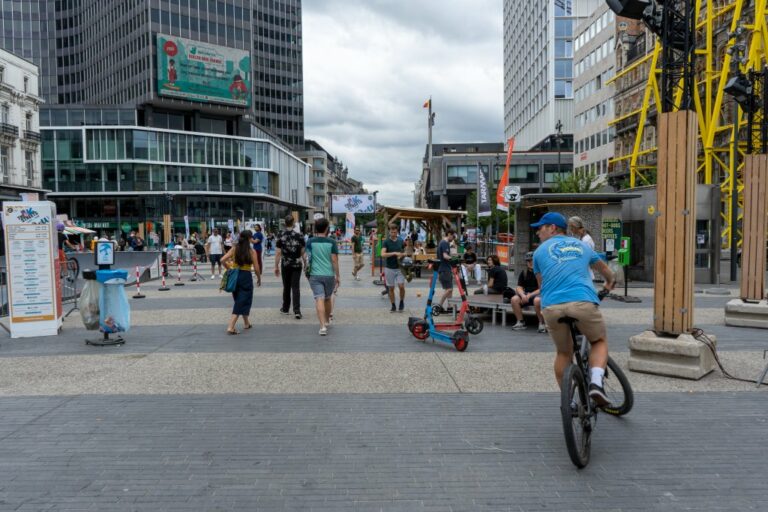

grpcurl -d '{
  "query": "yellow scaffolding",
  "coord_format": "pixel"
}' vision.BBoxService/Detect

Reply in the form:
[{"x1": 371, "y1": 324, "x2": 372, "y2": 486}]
[{"x1": 608, "y1": 0, "x2": 768, "y2": 248}]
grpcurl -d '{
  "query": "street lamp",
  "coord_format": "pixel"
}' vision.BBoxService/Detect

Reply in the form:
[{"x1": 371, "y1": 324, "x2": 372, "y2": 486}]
[{"x1": 555, "y1": 120, "x2": 564, "y2": 186}]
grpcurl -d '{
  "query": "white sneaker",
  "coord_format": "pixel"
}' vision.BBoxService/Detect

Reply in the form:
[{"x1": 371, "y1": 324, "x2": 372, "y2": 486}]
[
  {"x1": 512, "y1": 321, "x2": 526, "y2": 330},
  {"x1": 355, "y1": 276, "x2": 361, "y2": 281},
  {"x1": 319, "y1": 326, "x2": 327, "y2": 336},
  {"x1": 211, "y1": 275, "x2": 216, "y2": 280},
  {"x1": 538, "y1": 323, "x2": 548, "y2": 333}
]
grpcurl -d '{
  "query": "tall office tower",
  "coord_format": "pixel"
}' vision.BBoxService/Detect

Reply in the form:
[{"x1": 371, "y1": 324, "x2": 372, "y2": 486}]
[
  {"x1": 503, "y1": 0, "x2": 599, "y2": 151},
  {"x1": 0, "y1": 0, "x2": 303, "y2": 149},
  {"x1": 573, "y1": 3, "x2": 615, "y2": 181}
]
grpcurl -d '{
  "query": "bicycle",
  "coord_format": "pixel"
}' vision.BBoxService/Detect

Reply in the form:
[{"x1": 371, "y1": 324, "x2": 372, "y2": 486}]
[{"x1": 559, "y1": 289, "x2": 633, "y2": 468}]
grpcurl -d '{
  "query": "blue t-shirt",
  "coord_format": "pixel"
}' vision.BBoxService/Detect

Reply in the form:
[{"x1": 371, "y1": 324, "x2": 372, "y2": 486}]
[
  {"x1": 436, "y1": 239, "x2": 452, "y2": 272},
  {"x1": 533, "y1": 235, "x2": 599, "y2": 308},
  {"x1": 252, "y1": 231, "x2": 264, "y2": 252}
]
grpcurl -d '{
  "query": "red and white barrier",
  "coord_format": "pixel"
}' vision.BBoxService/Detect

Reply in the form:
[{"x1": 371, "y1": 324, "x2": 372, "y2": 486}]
[
  {"x1": 174, "y1": 260, "x2": 185, "y2": 286},
  {"x1": 159, "y1": 262, "x2": 170, "y2": 291},
  {"x1": 132, "y1": 265, "x2": 146, "y2": 299}
]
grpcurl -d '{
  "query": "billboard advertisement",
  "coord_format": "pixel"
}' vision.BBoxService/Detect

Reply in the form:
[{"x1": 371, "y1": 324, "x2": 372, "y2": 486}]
[
  {"x1": 331, "y1": 194, "x2": 376, "y2": 214},
  {"x1": 156, "y1": 34, "x2": 251, "y2": 107}
]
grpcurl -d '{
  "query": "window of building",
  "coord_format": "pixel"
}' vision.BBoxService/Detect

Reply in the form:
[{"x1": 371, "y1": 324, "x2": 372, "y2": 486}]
[
  {"x1": 23, "y1": 76, "x2": 29, "y2": 93},
  {"x1": 447, "y1": 165, "x2": 484, "y2": 185},
  {"x1": 0, "y1": 66, "x2": 4, "y2": 83},
  {"x1": 0, "y1": 146, "x2": 9, "y2": 178},
  {"x1": 25, "y1": 151, "x2": 34, "y2": 184},
  {"x1": 25, "y1": 112, "x2": 33, "y2": 131},
  {"x1": 0, "y1": 104, "x2": 8, "y2": 124}
]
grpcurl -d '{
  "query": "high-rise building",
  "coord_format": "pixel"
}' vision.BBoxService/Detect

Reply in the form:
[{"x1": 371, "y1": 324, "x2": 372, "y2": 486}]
[
  {"x1": 503, "y1": 0, "x2": 598, "y2": 152},
  {"x1": 573, "y1": 3, "x2": 615, "y2": 181},
  {"x1": 0, "y1": 0, "x2": 310, "y2": 240},
  {"x1": 0, "y1": 0, "x2": 303, "y2": 148}
]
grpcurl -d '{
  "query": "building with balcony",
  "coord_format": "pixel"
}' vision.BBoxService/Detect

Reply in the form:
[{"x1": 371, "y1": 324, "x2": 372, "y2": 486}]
[
  {"x1": 573, "y1": 4, "x2": 615, "y2": 182},
  {"x1": 419, "y1": 142, "x2": 571, "y2": 211},
  {"x1": 297, "y1": 139, "x2": 366, "y2": 220},
  {"x1": 41, "y1": 106, "x2": 309, "y2": 236},
  {"x1": 0, "y1": 48, "x2": 45, "y2": 199}
]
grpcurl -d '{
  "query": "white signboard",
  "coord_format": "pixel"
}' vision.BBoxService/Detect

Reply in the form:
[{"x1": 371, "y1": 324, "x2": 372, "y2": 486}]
[
  {"x1": 504, "y1": 186, "x2": 521, "y2": 204},
  {"x1": 331, "y1": 194, "x2": 375, "y2": 214},
  {"x1": 2, "y1": 202, "x2": 62, "y2": 337}
]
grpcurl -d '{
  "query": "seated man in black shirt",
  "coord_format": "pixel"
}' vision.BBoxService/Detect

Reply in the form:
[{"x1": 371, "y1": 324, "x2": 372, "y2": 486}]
[
  {"x1": 474, "y1": 254, "x2": 508, "y2": 295},
  {"x1": 511, "y1": 252, "x2": 546, "y2": 333}
]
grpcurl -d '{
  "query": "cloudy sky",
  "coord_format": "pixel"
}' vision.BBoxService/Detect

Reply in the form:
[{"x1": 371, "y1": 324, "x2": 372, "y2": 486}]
[{"x1": 302, "y1": 0, "x2": 504, "y2": 207}]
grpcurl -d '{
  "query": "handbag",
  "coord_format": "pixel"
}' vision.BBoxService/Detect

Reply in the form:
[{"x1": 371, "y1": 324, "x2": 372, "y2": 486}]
[{"x1": 220, "y1": 268, "x2": 240, "y2": 292}]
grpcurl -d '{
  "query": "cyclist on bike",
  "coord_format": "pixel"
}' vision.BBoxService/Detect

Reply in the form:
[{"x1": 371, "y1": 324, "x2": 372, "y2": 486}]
[{"x1": 531, "y1": 212, "x2": 615, "y2": 406}]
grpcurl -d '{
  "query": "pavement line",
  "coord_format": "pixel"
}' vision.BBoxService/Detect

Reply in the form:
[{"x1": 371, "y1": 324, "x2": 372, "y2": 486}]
[{"x1": 0, "y1": 351, "x2": 765, "y2": 396}]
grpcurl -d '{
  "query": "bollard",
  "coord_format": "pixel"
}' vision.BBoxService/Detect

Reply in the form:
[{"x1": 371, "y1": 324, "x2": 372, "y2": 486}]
[
  {"x1": 159, "y1": 262, "x2": 170, "y2": 291},
  {"x1": 133, "y1": 265, "x2": 146, "y2": 299},
  {"x1": 174, "y1": 260, "x2": 185, "y2": 286},
  {"x1": 190, "y1": 255, "x2": 199, "y2": 282}
]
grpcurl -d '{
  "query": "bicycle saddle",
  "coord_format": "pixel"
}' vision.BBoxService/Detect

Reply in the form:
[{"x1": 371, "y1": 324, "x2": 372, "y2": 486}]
[{"x1": 558, "y1": 316, "x2": 578, "y2": 325}]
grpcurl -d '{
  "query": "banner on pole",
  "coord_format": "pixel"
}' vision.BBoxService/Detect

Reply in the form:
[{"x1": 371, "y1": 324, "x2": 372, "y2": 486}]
[
  {"x1": 184, "y1": 215, "x2": 190, "y2": 240},
  {"x1": 478, "y1": 164, "x2": 492, "y2": 217},
  {"x1": 496, "y1": 137, "x2": 515, "y2": 212},
  {"x1": 344, "y1": 213, "x2": 355, "y2": 240},
  {"x1": 331, "y1": 194, "x2": 375, "y2": 214}
]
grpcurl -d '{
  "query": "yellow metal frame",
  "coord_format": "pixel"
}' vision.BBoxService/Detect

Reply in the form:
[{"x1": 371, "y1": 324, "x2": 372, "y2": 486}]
[{"x1": 609, "y1": 0, "x2": 768, "y2": 248}]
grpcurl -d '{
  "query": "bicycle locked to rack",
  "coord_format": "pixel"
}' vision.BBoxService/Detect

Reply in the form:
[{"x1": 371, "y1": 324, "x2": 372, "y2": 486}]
[{"x1": 559, "y1": 289, "x2": 634, "y2": 469}]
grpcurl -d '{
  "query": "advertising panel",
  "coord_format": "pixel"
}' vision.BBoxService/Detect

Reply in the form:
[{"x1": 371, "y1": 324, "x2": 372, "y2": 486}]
[
  {"x1": 156, "y1": 34, "x2": 251, "y2": 107},
  {"x1": 2, "y1": 202, "x2": 63, "y2": 338},
  {"x1": 331, "y1": 194, "x2": 376, "y2": 214}
]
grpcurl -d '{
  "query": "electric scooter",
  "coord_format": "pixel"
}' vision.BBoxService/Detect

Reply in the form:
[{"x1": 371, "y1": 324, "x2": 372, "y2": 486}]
[
  {"x1": 407, "y1": 260, "x2": 482, "y2": 351},
  {"x1": 420, "y1": 259, "x2": 483, "y2": 334}
]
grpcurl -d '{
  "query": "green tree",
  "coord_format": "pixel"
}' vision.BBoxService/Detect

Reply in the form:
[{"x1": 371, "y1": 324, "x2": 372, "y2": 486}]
[
  {"x1": 553, "y1": 170, "x2": 603, "y2": 193},
  {"x1": 466, "y1": 190, "x2": 515, "y2": 236}
]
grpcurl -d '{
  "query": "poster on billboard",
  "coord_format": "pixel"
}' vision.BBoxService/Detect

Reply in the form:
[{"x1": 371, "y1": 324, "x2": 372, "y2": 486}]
[
  {"x1": 331, "y1": 194, "x2": 376, "y2": 214},
  {"x1": 156, "y1": 34, "x2": 251, "y2": 107}
]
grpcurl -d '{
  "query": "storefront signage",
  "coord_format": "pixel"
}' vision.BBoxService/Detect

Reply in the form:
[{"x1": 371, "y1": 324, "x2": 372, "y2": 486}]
[
  {"x1": 2, "y1": 202, "x2": 62, "y2": 337},
  {"x1": 156, "y1": 34, "x2": 251, "y2": 107},
  {"x1": 601, "y1": 218, "x2": 623, "y2": 253}
]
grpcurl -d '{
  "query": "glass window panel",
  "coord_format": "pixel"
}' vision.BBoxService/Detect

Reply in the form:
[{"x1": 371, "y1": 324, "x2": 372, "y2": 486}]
[
  {"x1": 208, "y1": 169, "x2": 220, "y2": 191},
  {"x1": 135, "y1": 164, "x2": 150, "y2": 191},
  {"x1": 220, "y1": 169, "x2": 232, "y2": 190},
  {"x1": 133, "y1": 130, "x2": 149, "y2": 159},
  {"x1": 181, "y1": 167, "x2": 206, "y2": 191},
  {"x1": 105, "y1": 165, "x2": 118, "y2": 191}
]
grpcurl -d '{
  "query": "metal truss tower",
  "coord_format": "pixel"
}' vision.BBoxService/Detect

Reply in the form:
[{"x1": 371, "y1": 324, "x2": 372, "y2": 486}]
[{"x1": 608, "y1": 0, "x2": 768, "y2": 249}]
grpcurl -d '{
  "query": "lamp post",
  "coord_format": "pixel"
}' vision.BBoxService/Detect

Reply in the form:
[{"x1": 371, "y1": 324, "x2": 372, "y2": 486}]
[{"x1": 555, "y1": 120, "x2": 564, "y2": 190}]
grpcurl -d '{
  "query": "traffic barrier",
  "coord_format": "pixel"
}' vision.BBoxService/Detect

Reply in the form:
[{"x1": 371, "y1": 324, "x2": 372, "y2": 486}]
[
  {"x1": 159, "y1": 263, "x2": 170, "y2": 291},
  {"x1": 190, "y1": 255, "x2": 202, "y2": 282},
  {"x1": 174, "y1": 260, "x2": 185, "y2": 286},
  {"x1": 132, "y1": 265, "x2": 146, "y2": 299}
]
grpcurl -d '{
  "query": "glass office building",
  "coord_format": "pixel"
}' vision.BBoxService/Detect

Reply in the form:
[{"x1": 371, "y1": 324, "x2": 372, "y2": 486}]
[{"x1": 41, "y1": 107, "x2": 309, "y2": 235}]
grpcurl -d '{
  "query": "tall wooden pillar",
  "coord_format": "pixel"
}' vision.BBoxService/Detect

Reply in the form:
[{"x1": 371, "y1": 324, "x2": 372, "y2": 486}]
[
  {"x1": 740, "y1": 155, "x2": 768, "y2": 302},
  {"x1": 653, "y1": 111, "x2": 698, "y2": 335}
]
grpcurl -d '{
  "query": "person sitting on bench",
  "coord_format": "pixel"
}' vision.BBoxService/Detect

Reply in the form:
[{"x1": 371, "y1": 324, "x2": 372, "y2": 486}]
[
  {"x1": 474, "y1": 255, "x2": 507, "y2": 295},
  {"x1": 511, "y1": 252, "x2": 546, "y2": 333}
]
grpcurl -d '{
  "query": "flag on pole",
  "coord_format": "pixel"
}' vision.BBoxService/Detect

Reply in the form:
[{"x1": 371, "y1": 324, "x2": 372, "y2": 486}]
[
  {"x1": 423, "y1": 99, "x2": 430, "y2": 108},
  {"x1": 496, "y1": 137, "x2": 515, "y2": 212}
]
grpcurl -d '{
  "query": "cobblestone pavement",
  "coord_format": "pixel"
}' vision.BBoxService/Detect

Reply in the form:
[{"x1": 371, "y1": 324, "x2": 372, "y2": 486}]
[{"x1": 0, "y1": 254, "x2": 765, "y2": 511}]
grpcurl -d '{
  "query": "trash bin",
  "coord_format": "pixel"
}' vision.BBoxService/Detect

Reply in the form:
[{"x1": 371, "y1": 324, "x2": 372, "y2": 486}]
[
  {"x1": 78, "y1": 269, "x2": 100, "y2": 330},
  {"x1": 96, "y1": 269, "x2": 131, "y2": 334}
]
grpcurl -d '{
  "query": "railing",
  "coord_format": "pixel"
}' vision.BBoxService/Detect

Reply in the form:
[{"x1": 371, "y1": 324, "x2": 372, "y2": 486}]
[
  {"x1": 0, "y1": 122, "x2": 18, "y2": 137},
  {"x1": 23, "y1": 130, "x2": 41, "y2": 142}
]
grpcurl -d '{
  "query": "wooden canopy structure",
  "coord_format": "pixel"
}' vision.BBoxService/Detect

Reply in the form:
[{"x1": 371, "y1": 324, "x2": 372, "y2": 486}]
[{"x1": 379, "y1": 206, "x2": 466, "y2": 243}]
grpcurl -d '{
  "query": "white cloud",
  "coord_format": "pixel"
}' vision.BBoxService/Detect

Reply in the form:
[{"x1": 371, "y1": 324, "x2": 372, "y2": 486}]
[{"x1": 303, "y1": 0, "x2": 504, "y2": 207}]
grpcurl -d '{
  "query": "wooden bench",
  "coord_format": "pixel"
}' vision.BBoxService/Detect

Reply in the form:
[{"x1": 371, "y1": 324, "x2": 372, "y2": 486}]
[{"x1": 447, "y1": 294, "x2": 537, "y2": 327}]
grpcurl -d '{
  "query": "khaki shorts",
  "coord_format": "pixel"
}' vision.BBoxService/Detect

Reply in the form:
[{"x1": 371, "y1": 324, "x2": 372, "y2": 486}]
[
  {"x1": 353, "y1": 252, "x2": 364, "y2": 269},
  {"x1": 542, "y1": 301, "x2": 607, "y2": 353}
]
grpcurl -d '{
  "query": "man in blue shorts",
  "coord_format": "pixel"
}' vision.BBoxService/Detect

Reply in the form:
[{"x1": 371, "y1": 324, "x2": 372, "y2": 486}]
[
  {"x1": 305, "y1": 217, "x2": 340, "y2": 336},
  {"x1": 532, "y1": 212, "x2": 615, "y2": 406}
]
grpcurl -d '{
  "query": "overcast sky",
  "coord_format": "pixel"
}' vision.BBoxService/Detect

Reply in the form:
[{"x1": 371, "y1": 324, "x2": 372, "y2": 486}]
[{"x1": 302, "y1": 0, "x2": 504, "y2": 207}]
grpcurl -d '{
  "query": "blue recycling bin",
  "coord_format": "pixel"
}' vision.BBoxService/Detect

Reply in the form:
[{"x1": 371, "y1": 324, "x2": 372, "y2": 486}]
[{"x1": 95, "y1": 270, "x2": 131, "y2": 334}]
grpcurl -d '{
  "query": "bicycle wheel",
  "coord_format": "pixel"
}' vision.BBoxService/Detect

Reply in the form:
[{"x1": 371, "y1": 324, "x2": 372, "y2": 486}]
[
  {"x1": 601, "y1": 357, "x2": 634, "y2": 416},
  {"x1": 560, "y1": 364, "x2": 591, "y2": 468}
]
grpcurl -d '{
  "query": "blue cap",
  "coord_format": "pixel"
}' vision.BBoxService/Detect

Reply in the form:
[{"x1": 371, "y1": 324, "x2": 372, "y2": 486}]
[{"x1": 530, "y1": 212, "x2": 567, "y2": 229}]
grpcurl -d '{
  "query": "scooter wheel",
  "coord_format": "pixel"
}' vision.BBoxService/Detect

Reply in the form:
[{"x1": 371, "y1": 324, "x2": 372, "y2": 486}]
[
  {"x1": 411, "y1": 321, "x2": 429, "y2": 341},
  {"x1": 465, "y1": 316, "x2": 484, "y2": 335},
  {"x1": 431, "y1": 305, "x2": 443, "y2": 317},
  {"x1": 453, "y1": 330, "x2": 469, "y2": 352}
]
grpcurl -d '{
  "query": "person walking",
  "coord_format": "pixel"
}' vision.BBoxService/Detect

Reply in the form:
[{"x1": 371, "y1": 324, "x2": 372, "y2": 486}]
[
  {"x1": 223, "y1": 231, "x2": 233, "y2": 252},
  {"x1": 274, "y1": 215, "x2": 305, "y2": 319},
  {"x1": 206, "y1": 228, "x2": 224, "y2": 279},
  {"x1": 568, "y1": 216, "x2": 596, "y2": 280},
  {"x1": 305, "y1": 217, "x2": 340, "y2": 336},
  {"x1": 381, "y1": 224, "x2": 406, "y2": 313},
  {"x1": 510, "y1": 252, "x2": 546, "y2": 332},
  {"x1": 252, "y1": 224, "x2": 264, "y2": 287},
  {"x1": 435, "y1": 229, "x2": 457, "y2": 312},
  {"x1": 350, "y1": 226, "x2": 365, "y2": 281},
  {"x1": 220, "y1": 230, "x2": 260, "y2": 335}
]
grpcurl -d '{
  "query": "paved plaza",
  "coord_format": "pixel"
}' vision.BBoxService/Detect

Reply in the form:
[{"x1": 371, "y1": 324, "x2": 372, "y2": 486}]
[{"x1": 0, "y1": 254, "x2": 766, "y2": 511}]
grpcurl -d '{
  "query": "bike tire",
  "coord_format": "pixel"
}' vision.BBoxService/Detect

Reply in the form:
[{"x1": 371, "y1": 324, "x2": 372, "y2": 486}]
[
  {"x1": 560, "y1": 364, "x2": 591, "y2": 468},
  {"x1": 601, "y1": 357, "x2": 634, "y2": 416}
]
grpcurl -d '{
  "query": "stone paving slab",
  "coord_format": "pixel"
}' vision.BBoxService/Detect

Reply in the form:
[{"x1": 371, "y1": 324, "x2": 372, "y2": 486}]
[
  {"x1": 0, "y1": 350, "x2": 764, "y2": 396},
  {"x1": 0, "y1": 393, "x2": 764, "y2": 511}
]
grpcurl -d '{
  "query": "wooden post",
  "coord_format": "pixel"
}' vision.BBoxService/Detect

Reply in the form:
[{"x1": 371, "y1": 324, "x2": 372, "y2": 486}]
[
  {"x1": 740, "y1": 155, "x2": 768, "y2": 301},
  {"x1": 163, "y1": 213, "x2": 172, "y2": 246},
  {"x1": 653, "y1": 111, "x2": 698, "y2": 335}
]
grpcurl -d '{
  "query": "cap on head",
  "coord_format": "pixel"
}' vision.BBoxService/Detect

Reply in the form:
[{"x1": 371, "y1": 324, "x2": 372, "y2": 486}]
[{"x1": 530, "y1": 212, "x2": 568, "y2": 229}]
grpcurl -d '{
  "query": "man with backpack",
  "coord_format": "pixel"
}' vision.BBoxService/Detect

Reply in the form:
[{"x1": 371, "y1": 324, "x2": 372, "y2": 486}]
[{"x1": 274, "y1": 215, "x2": 306, "y2": 319}]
